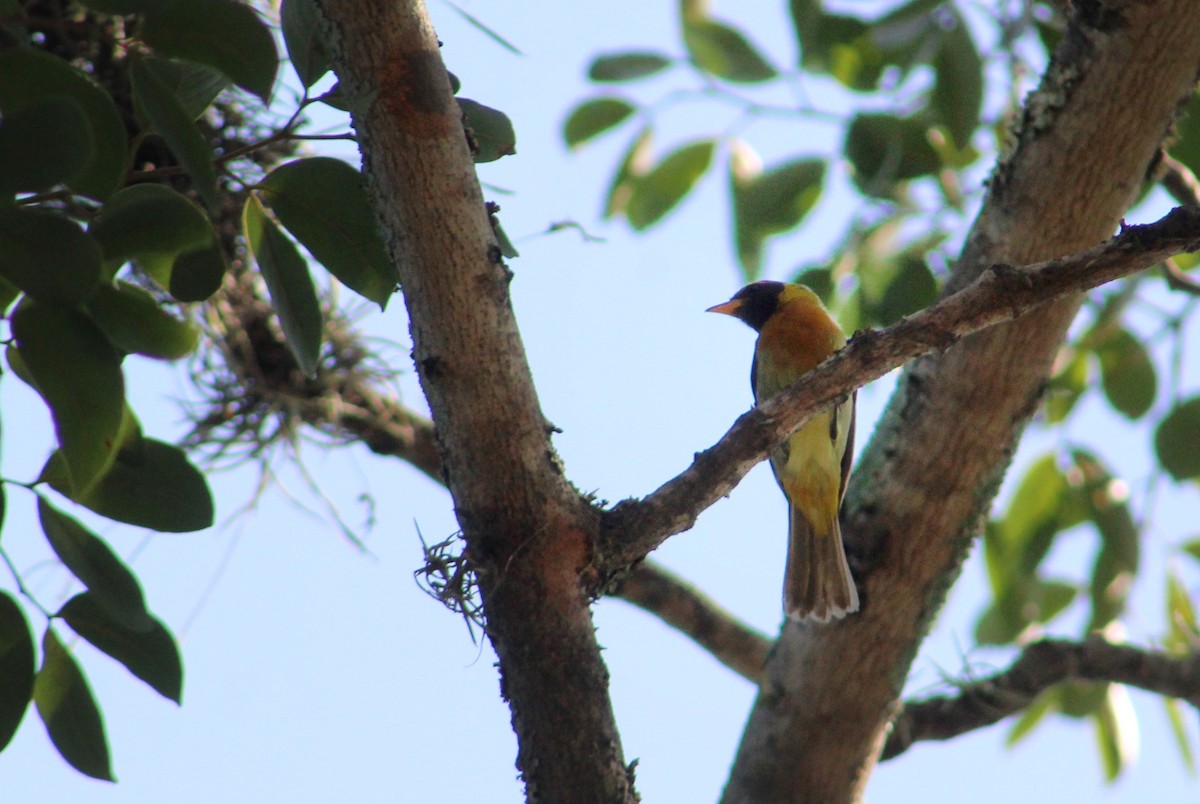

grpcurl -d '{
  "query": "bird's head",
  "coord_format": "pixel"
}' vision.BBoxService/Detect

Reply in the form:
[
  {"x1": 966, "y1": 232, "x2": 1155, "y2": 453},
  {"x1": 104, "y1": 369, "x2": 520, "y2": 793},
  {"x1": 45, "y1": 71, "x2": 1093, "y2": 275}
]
[{"x1": 706, "y1": 280, "x2": 791, "y2": 332}]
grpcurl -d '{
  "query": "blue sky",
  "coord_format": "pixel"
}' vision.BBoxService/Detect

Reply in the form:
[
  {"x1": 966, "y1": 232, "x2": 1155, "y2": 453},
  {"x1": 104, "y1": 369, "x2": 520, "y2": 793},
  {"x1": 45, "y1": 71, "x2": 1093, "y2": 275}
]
[{"x1": 1, "y1": 2, "x2": 1197, "y2": 801}]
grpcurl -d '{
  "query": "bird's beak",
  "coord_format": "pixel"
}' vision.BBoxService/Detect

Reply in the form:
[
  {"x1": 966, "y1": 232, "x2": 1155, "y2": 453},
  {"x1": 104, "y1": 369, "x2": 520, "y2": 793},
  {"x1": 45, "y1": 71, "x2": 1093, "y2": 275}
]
[{"x1": 706, "y1": 299, "x2": 742, "y2": 316}]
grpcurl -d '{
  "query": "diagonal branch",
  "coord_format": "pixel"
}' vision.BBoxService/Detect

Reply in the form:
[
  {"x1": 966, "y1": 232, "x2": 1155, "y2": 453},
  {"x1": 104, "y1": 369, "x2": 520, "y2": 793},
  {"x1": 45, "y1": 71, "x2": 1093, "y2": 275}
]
[
  {"x1": 882, "y1": 638, "x2": 1200, "y2": 760},
  {"x1": 595, "y1": 206, "x2": 1200, "y2": 586},
  {"x1": 609, "y1": 563, "x2": 771, "y2": 683}
]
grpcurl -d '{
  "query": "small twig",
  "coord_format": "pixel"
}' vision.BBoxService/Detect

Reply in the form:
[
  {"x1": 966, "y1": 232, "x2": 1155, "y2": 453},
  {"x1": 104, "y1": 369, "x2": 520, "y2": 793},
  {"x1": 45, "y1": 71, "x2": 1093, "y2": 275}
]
[
  {"x1": 610, "y1": 562, "x2": 771, "y2": 683},
  {"x1": 882, "y1": 637, "x2": 1200, "y2": 760}
]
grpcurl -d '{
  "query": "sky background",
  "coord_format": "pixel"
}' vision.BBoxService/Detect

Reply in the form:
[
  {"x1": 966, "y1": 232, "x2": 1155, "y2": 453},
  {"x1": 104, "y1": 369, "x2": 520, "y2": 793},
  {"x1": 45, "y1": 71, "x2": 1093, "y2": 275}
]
[{"x1": 1, "y1": 1, "x2": 1198, "y2": 801}]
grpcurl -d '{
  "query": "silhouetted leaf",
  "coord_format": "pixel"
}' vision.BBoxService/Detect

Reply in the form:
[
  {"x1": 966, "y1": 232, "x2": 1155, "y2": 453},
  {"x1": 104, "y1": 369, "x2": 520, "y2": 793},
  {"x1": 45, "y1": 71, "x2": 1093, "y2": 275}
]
[
  {"x1": 564, "y1": 97, "x2": 635, "y2": 149},
  {"x1": 588, "y1": 52, "x2": 672, "y2": 82},
  {"x1": 259, "y1": 157, "x2": 397, "y2": 309},
  {"x1": 0, "y1": 207, "x2": 102, "y2": 305},
  {"x1": 603, "y1": 127, "x2": 653, "y2": 218},
  {"x1": 281, "y1": 0, "x2": 330, "y2": 88},
  {"x1": 130, "y1": 57, "x2": 220, "y2": 208},
  {"x1": 845, "y1": 113, "x2": 941, "y2": 197},
  {"x1": 0, "y1": 591, "x2": 34, "y2": 750},
  {"x1": 931, "y1": 11, "x2": 983, "y2": 149},
  {"x1": 243, "y1": 195, "x2": 322, "y2": 377},
  {"x1": 59, "y1": 593, "x2": 183, "y2": 703},
  {"x1": 34, "y1": 629, "x2": 113, "y2": 781},
  {"x1": 0, "y1": 97, "x2": 93, "y2": 195},
  {"x1": 169, "y1": 242, "x2": 226, "y2": 302},
  {"x1": 90, "y1": 184, "x2": 213, "y2": 268},
  {"x1": 38, "y1": 498, "x2": 151, "y2": 629},
  {"x1": 45, "y1": 439, "x2": 214, "y2": 533},
  {"x1": 731, "y1": 150, "x2": 825, "y2": 278},
  {"x1": 0, "y1": 47, "x2": 127, "y2": 199},
  {"x1": 684, "y1": 19, "x2": 776, "y2": 83},
  {"x1": 1095, "y1": 328, "x2": 1156, "y2": 420},
  {"x1": 13, "y1": 302, "x2": 125, "y2": 496},
  {"x1": 87, "y1": 281, "x2": 199, "y2": 360},
  {"x1": 141, "y1": 57, "x2": 229, "y2": 120},
  {"x1": 1155, "y1": 397, "x2": 1200, "y2": 479},
  {"x1": 141, "y1": 0, "x2": 279, "y2": 102}
]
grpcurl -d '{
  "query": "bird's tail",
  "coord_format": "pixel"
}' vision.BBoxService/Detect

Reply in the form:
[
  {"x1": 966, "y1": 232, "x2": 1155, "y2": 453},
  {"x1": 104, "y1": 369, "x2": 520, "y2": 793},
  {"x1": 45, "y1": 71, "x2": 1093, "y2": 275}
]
[{"x1": 784, "y1": 506, "x2": 859, "y2": 623}]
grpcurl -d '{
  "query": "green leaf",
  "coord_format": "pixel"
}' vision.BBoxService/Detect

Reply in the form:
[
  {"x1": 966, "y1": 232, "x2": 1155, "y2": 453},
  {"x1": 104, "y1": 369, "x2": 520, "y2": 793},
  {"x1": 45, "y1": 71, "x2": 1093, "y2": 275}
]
[
  {"x1": 243, "y1": 195, "x2": 322, "y2": 377},
  {"x1": 130, "y1": 57, "x2": 220, "y2": 208},
  {"x1": 38, "y1": 498, "x2": 151, "y2": 629},
  {"x1": 731, "y1": 151, "x2": 825, "y2": 279},
  {"x1": 1071, "y1": 450, "x2": 1138, "y2": 629},
  {"x1": 45, "y1": 439, "x2": 214, "y2": 533},
  {"x1": 0, "y1": 48, "x2": 128, "y2": 199},
  {"x1": 87, "y1": 281, "x2": 199, "y2": 360},
  {"x1": 875, "y1": 256, "x2": 937, "y2": 325},
  {"x1": 1164, "y1": 698, "x2": 1196, "y2": 774},
  {"x1": 986, "y1": 454, "x2": 1072, "y2": 597},
  {"x1": 1095, "y1": 328, "x2": 1156, "y2": 420},
  {"x1": 0, "y1": 207, "x2": 102, "y2": 305},
  {"x1": 59, "y1": 593, "x2": 183, "y2": 703},
  {"x1": 1006, "y1": 689, "x2": 1057, "y2": 746},
  {"x1": 169, "y1": 241, "x2": 226, "y2": 302},
  {"x1": 563, "y1": 97, "x2": 636, "y2": 149},
  {"x1": 0, "y1": 97, "x2": 94, "y2": 195},
  {"x1": 1166, "y1": 568, "x2": 1198, "y2": 652},
  {"x1": 930, "y1": 12, "x2": 983, "y2": 149},
  {"x1": 845, "y1": 113, "x2": 941, "y2": 197},
  {"x1": 1155, "y1": 397, "x2": 1200, "y2": 480},
  {"x1": 604, "y1": 127, "x2": 653, "y2": 218},
  {"x1": 625, "y1": 140, "x2": 715, "y2": 230},
  {"x1": 34, "y1": 629, "x2": 113, "y2": 781},
  {"x1": 588, "y1": 52, "x2": 672, "y2": 82},
  {"x1": 789, "y1": 4, "x2": 882, "y2": 91},
  {"x1": 258, "y1": 157, "x2": 396, "y2": 309},
  {"x1": 89, "y1": 183, "x2": 214, "y2": 268},
  {"x1": 140, "y1": 0, "x2": 279, "y2": 103},
  {"x1": 683, "y1": 19, "x2": 776, "y2": 83},
  {"x1": 443, "y1": 0, "x2": 523, "y2": 55},
  {"x1": 457, "y1": 98, "x2": 517, "y2": 163},
  {"x1": 141, "y1": 57, "x2": 230, "y2": 121},
  {"x1": 281, "y1": 0, "x2": 330, "y2": 88},
  {"x1": 1093, "y1": 684, "x2": 1139, "y2": 782},
  {"x1": 1183, "y1": 539, "x2": 1200, "y2": 564},
  {"x1": 1060, "y1": 680, "x2": 1107, "y2": 719},
  {"x1": 0, "y1": 591, "x2": 34, "y2": 751},
  {"x1": 13, "y1": 302, "x2": 125, "y2": 496},
  {"x1": 1045, "y1": 348, "x2": 1089, "y2": 423},
  {"x1": 76, "y1": 0, "x2": 152, "y2": 11}
]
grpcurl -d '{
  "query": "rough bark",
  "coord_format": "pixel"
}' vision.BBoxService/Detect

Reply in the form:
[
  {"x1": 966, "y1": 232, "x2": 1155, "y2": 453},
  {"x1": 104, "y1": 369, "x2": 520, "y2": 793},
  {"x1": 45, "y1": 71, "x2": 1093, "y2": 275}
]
[
  {"x1": 314, "y1": 2, "x2": 635, "y2": 801},
  {"x1": 720, "y1": 4, "x2": 1200, "y2": 802}
]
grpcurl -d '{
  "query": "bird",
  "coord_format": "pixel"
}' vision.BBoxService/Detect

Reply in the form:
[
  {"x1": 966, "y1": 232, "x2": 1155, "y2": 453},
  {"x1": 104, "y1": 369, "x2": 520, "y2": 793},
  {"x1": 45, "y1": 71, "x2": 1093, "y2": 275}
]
[{"x1": 707, "y1": 280, "x2": 859, "y2": 623}]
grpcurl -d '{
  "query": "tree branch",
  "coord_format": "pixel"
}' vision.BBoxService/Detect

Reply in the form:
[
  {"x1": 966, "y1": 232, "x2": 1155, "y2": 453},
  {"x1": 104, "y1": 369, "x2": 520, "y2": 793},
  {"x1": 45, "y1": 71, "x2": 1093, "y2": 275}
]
[
  {"x1": 609, "y1": 563, "x2": 771, "y2": 683},
  {"x1": 597, "y1": 206, "x2": 1200, "y2": 584},
  {"x1": 882, "y1": 638, "x2": 1200, "y2": 760}
]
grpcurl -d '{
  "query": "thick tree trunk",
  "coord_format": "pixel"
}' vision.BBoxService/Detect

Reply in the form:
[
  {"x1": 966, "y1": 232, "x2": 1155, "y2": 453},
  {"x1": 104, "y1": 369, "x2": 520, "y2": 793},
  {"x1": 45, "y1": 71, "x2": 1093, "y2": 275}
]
[
  {"x1": 315, "y1": 2, "x2": 635, "y2": 801},
  {"x1": 721, "y1": 4, "x2": 1200, "y2": 802}
]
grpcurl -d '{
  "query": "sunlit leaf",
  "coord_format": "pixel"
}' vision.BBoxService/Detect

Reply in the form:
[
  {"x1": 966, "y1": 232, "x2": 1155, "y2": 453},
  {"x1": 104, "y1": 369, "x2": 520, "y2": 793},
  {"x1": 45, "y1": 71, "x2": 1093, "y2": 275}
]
[
  {"x1": 141, "y1": 0, "x2": 279, "y2": 103},
  {"x1": 684, "y1": 19, "x2": 776, "y2": 83},
  {"x1": 34, "y1": 629, "x2": 113, "y2": 781},
  {"x1": 563, "y1": 97, "x2": 636, "y2": 149},
  {"x1": 1006, "y1": 688, "x2": 1057, "y2": 746},
  {"x1": 1093, "y1": 684, "x2": 1139, "y2": 782},
  {"x1": 0, "y1": 207, "x2": 102, "y2": 306},
  {"x1": 457, "y1": 98, "x2": 517, "y2": 162},
  {"x1": 1155, "y1": 397, "x2": 1200, "y2": 480},
  {"x1": 0, "y1": 97, "x2": 93, "y2": 195},
  {"x1": 130, "y1": 57, "x2": 220, "y2": 208},
  {"x1": 59, "y1": 593, "x2": 183, "y2": 703},
  {"x1": 258, "y1": 157, "x2": 397, "y2": 309},
  {"x1": 281, "y1": 0, "x2": 331, "y2": 88},
  {"x1": 1164, "y1": 698, "x2": 1196, "y2": 774},
  {"x1": 0, "y1": 591, "x2": 34, "y2": 751},
  {"x1": 243, "y1": 195, "x2": 322, "y2": 377},
  {"x1": 588, "y1": 52, "x2": 672, "y2": 82},
  {"x1": 13, "y1": 302, "x2": 125, "y2": 496},
  {"x1": 0, "y1": 47, "x2": 128, "y2": 199},
  {"x1": 625, "y1": 140, "x2": 715, "y2": 230},
  {"x1": 1045, "y1": 348, "x2": 1089, "y2": 423},
  {"x1": 603, "y1": 127, "x2": 653, "y2": 219}
]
